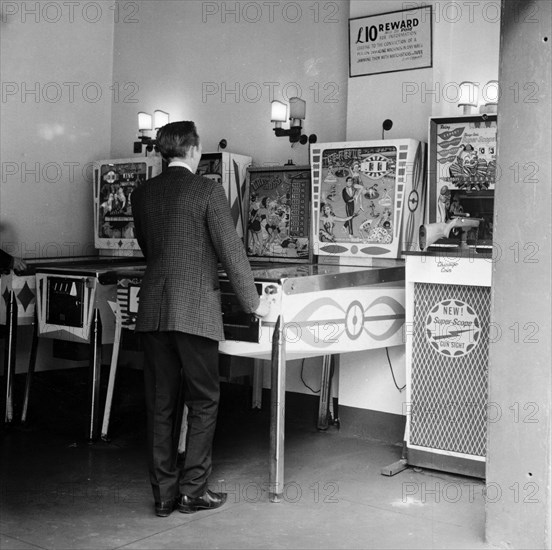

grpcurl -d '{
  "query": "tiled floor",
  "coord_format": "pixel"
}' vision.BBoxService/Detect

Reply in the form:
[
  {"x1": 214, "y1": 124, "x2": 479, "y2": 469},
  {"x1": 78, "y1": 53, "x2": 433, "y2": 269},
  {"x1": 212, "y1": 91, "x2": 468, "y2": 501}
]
[{"x1": 1, "y1": 368, "x2": 491, "y2": 550}]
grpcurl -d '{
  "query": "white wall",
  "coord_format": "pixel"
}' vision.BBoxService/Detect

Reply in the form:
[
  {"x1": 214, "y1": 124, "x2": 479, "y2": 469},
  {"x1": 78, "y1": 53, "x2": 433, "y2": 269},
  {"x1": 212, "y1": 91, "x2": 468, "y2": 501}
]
[
  {"x1": 347, "y1": 0, "x2": 501, "y2": 140},
  {"x1": 109, "y1": 0, "x2": 349, "y2": 166},
  {"x1": 0, "y1": 1, "x2": 116, "y2": 258}
]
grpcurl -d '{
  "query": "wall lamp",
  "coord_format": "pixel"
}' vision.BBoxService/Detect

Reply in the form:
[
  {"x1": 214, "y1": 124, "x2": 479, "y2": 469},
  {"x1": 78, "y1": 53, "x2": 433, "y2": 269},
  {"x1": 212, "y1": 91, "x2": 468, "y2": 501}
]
[
  {"x1": 134, "y1": 110, "x2": 170, "y2": 154},
  {"x1": 479, "y1": 80, "x2": 499, "y2": 114},
  {"x1": 458, "y1": 81, "x2": 480, "y2": 115},
  {"x1": 271, "y1": 97, "x2": 317, "y2": 145}
]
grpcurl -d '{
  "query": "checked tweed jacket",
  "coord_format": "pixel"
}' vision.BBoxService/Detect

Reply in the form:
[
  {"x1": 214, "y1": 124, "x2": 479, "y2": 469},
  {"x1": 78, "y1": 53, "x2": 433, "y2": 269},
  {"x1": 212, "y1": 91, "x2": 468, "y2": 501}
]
[
  {"x1": 0, "y1": 248, "x2": 14, "y2": 271},
  {"x1": 131, "y1": 166, "x2": 260, "y2": 341}
]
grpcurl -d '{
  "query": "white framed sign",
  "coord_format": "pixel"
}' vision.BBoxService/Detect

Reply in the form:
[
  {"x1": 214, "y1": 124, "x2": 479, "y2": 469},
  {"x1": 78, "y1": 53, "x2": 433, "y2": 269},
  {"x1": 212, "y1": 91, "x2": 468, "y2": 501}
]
[{"x1": 349, "y1": 6, "x2": 432, "y2": 77}]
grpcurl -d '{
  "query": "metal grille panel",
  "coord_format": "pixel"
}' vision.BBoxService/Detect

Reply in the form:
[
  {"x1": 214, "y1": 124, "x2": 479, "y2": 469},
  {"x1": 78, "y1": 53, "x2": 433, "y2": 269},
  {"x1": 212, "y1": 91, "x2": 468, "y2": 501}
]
[{"x1": 411, "y1": 283, "x2": 490, "y2": 457}]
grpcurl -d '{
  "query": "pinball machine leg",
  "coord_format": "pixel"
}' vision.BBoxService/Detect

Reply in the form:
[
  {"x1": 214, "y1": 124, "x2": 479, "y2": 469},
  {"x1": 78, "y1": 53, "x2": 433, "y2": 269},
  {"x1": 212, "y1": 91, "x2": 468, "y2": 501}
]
[
  {"x1": 88, "y1": 308, "x2": 102, "y2": 441},
  {"x1": 252, "y1": 358, "x2": 263, "y2": 409},
  {"x1": 101, "y1": 304, "x2": 122, "y2": 441},
  {"x1": 21, "y1": 311, "x2": 39, "y2": 424},
  {"x1": 317, "y1": 355, "x2": 332, "y2": 430},
  {"x1": 269, "y1": 316, "x2": 286, "y2": 503},
  {"x1": 3, "y1": 291, "x2": 17, "y2": 423}
]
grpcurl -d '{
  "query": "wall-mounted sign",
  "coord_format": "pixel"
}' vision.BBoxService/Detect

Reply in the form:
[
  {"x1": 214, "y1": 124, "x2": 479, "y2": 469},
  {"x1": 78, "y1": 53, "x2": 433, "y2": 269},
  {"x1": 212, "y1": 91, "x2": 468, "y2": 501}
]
[{"x1": 349, "y1": 6, "x2": 432, "y2": 77}]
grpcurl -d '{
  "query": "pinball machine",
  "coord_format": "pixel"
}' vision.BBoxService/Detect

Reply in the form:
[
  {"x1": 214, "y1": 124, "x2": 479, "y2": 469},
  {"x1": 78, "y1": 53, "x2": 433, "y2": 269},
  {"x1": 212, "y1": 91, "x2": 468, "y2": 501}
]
[
  {"x1": 1, "y1": 256, "x2": 98, "y2": 424},
  {"x1": 0, "y1": 157, "x2": 161, "y2": 436},
  {"x1": 218, "y1": 139, "x2": 427, "y2": 501}
]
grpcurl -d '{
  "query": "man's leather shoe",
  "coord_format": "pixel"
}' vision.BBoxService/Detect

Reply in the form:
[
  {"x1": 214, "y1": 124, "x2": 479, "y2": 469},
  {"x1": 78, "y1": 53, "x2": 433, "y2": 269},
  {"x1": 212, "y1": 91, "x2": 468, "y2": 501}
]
[
  {"x1": 177, "y1": 490, "x2": 227, "y2": 514},
  {"x1": 155, "y1": 498, "x2": 176, "y2": 517}
]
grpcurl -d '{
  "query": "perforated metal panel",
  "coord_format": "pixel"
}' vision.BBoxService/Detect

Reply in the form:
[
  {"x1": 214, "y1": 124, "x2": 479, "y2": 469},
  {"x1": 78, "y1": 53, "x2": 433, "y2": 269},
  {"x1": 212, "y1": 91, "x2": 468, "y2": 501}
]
[{"x1": 411, "y1": 283, "x2": 490, "y2": 457}]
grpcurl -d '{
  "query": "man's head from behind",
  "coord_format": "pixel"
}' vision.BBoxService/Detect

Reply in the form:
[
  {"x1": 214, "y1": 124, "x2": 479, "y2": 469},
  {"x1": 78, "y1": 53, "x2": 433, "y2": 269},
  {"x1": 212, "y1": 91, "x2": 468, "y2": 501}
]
[{"x1": 156, "y1": 121, "x2": 202, "y2": 170}]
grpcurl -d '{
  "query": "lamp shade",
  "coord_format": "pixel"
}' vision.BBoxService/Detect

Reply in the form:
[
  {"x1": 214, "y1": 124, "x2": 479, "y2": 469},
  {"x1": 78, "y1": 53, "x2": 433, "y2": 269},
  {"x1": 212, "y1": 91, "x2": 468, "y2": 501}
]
[
  {"x1": 138, "y1": 112, "x2": 152, "y2": 131},
  {"x1": 289, "y1": 97, "x2": 306, "y2": 120},
  {"x1": 458, "y1": 81, "x2": 479, "y2": 107},
  {"x1": 483, "y1": 80, "x2": 499, "y2": 104},
  {"x1": 271, "y1": 100, "x2": 287, "y2": 122},
  {"x1": 154, "y1": 110, "x2": 169, "y2": 129}
]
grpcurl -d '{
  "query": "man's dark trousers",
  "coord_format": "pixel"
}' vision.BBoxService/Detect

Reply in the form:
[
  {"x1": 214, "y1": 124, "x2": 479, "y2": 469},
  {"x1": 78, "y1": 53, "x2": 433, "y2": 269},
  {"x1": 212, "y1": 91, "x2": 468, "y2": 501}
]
[{"x1": 141, "y1": 331, "x2": 220, "y2": 503}]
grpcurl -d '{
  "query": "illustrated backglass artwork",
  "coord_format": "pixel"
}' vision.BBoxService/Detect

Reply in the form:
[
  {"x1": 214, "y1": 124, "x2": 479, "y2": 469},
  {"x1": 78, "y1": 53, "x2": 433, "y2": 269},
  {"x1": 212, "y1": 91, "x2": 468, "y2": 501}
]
[
  {"x1": 311, "y1": 139, "x2": 426, "y2": 259},
  {"x1": 246, "y1": 166, "x2": 311, "y2": 261},
  {"x1": 197, "y1": 152, "x2": 252, "y2": 241},
  {"x1": 94, "y1": 157, "x2": 162, "y2": 251},
  {"x1": 428, "y1": 115, "x2": 497, "y2": 244},
  {"x1": 197, "y1": 154, "x2": 223, "y2": 184}
]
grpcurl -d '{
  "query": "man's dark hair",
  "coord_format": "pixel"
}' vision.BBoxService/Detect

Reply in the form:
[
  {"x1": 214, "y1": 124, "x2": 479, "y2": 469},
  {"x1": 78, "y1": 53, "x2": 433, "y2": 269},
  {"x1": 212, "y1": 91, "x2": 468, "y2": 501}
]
[{"x1": 156, "y1": 121, "x2": 200, "y2": 160}]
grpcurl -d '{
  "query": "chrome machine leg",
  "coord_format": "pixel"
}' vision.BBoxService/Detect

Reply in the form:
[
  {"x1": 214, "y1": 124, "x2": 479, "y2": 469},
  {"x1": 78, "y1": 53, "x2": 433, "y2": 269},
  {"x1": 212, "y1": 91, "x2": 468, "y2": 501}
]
[
  {"x1": 317, "y1": 355, "x2": 333, "y2": 430},
  {"x1": 88, "y1": 308, "x2": 102, "y2": 441},
  {"x1": 21, "y1": 311, "x2": 39, "y2": 424},
  {"x1": 269, "y1": 316, "x2": 286, "y2": 502},
  {"x1": 101, "y1": 304, "x2": 122, "y2": 441},
  {"x1": 252, "y1": 358, "x2": 263, "y2": 409},
  {"x1": 3, "y1": 290, "x2": 18, "y2": 423}
]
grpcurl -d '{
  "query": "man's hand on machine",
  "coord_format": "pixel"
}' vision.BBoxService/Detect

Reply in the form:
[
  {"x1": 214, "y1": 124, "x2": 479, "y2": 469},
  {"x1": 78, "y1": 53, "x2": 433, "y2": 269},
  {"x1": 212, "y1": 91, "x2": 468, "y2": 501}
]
[
  {"x1": 253, "y1": 295, "x2": 271, "y2": 319},
  {"x1": 12, "y1": 256, "x2": 28, "y2": 274}
]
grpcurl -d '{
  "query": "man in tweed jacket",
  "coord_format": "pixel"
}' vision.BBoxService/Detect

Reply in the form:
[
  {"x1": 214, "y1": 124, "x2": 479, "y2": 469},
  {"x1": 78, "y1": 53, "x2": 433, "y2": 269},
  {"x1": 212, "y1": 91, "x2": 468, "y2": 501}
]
[{"x1": 131, "y1": 121, "x2": 269, "y2": 517}]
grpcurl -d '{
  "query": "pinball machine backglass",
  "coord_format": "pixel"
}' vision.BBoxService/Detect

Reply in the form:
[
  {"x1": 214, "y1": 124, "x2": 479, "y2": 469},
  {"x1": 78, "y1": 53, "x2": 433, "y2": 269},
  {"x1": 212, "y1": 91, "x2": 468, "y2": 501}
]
[{"x1": 310, "y1": 139, "x2": 427, "y2": 260}]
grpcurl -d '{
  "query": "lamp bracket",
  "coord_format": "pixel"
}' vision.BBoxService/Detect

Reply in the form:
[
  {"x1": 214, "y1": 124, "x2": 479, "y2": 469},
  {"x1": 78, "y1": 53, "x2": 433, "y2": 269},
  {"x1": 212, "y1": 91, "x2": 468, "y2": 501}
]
[
  {"x1": 135, "y1": 135, "x2": 157, "y2": 154},
  {"x1": 274, "y1": 125, "x2": 303, "y2": 142}
]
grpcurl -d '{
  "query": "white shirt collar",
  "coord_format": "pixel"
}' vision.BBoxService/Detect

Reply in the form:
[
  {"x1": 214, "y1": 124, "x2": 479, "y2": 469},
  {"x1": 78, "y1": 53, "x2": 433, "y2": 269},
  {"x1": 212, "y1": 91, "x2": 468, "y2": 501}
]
[{"x1": 168, "y1": 160, "x2": 193, "y2": 171}]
